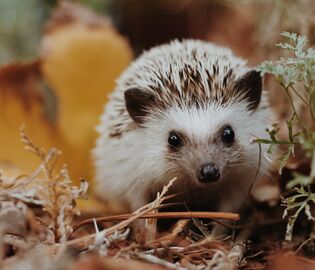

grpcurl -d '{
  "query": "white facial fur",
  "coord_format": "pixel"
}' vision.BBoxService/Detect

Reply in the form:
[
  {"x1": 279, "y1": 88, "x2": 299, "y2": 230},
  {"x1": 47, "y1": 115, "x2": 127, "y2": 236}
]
[{"x1": 139, "y1": 97, "x2": 271, "y2": 188}]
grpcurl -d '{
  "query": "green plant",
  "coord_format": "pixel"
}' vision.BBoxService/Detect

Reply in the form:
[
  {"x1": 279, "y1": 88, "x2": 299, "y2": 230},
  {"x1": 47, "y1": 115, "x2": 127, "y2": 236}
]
[{"x1": 257, "y1": 32, "x2": 315, "y2": 241}]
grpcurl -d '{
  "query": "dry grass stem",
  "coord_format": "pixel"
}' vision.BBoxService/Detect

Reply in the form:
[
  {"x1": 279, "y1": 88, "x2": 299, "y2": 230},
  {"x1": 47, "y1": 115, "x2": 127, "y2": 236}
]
[
  {"x1": 57, "y1": 178, "x2": 178, "y2": 250},
  {"x1": 72, "y1": 211, "x2": 240, "y2": 233}
]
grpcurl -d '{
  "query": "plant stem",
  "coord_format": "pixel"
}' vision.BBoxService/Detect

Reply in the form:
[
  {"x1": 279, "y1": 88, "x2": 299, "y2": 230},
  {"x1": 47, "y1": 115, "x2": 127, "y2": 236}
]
[
  {"x1": 290, "y1": 85, "x2": 308, "y2": 105},
  {"x1": 72, "y1": 211, "x2": 240, "y2": 233}
]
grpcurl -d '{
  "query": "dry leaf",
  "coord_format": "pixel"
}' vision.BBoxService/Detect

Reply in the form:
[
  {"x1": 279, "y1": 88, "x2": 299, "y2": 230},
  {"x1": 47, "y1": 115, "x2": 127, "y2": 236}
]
[
  {"x1": 68, "y1": 255, "x2": 166, "y2": 270},
  {"x1": 0, "y1": 61, "x2": 61, "y2": 174},
  {"x1": 0, "y1": 1, "x2": 133, "y2": 185},
  {"x1": 267, "y1": 253, "x2": 315, "y2": 270},
  {"x1": 41, "y1": 0, "x2": 133, "y2": 181}
]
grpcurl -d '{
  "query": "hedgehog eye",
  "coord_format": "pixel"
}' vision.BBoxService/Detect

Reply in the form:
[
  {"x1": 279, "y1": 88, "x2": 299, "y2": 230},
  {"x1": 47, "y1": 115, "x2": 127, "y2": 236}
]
[
  {"x1": 168, "y1": 131, "x2": 182, "y2": 149},
  {"x1": 222, "y1": 126, "x2": 235, "y2": 144}
]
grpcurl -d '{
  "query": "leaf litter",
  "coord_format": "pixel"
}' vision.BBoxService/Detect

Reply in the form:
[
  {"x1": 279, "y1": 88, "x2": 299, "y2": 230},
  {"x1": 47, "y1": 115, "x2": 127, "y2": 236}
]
[{"x1": 0, "y1": 126, "x2": 261, "y2": 270}]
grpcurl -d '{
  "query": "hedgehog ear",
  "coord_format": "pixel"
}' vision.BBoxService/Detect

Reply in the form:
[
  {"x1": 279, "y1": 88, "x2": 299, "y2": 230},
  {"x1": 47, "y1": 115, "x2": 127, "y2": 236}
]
[
  {"x1": 124, "y1": 88, "x2": 156, "y2": 125},
  {"x1": 234, "y1": 70, "x2": 262, "y2": 111}
]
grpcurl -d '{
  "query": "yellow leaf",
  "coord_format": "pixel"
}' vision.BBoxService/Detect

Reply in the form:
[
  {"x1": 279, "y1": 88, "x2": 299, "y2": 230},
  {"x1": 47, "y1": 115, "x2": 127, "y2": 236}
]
[
  {"x1": 0, "y1": 61, "x2": 61, "y2": 173},
  {"x1": 41, "y1": 1, "x2": 133, "y2": 181}
]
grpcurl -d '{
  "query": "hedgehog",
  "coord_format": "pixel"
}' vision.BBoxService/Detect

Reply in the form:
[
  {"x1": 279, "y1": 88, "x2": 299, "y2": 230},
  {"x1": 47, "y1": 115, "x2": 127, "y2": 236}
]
[{"x1": 93, "y1": 40, "x2": 272, "y2": 234}]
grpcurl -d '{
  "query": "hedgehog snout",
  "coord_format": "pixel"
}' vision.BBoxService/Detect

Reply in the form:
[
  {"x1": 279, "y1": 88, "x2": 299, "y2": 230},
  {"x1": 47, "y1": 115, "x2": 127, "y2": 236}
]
[{"x1": 198, "y1": 163, "x2": 220, "y2": 183}]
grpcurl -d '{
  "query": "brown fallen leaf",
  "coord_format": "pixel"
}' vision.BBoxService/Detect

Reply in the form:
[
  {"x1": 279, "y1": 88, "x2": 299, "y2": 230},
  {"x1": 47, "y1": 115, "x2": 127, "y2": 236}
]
[
  {"x1": 68, "y1": 255, "x2": 167, "y2": 270},
  {"x1": 267, "y1": 252, "x2": 315, "y2": 270}
]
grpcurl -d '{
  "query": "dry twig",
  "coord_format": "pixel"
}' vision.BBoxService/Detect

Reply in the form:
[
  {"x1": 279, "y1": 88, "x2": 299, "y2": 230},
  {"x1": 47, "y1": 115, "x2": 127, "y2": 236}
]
[{"x1": 72, "y1": 211, "x2": 240, "y2": 234}]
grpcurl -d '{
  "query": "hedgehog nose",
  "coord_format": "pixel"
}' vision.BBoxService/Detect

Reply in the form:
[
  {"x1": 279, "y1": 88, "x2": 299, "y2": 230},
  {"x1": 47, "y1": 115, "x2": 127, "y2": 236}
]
[{"x1": 199, "y1": 163, "x2": 220, "y2": 183}]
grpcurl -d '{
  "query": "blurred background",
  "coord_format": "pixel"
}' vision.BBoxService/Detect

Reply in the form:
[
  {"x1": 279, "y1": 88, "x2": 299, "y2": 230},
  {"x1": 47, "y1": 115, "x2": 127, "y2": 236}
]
[
  {"x1": 1, "y1": 0, "x2": 314, "y2": 64},
  {"x1": 0, "y1": 0, "x2": 314, "y2": 190},
  {"x1": 1, "y1": 3, "x2": 315, "y2": 268}
]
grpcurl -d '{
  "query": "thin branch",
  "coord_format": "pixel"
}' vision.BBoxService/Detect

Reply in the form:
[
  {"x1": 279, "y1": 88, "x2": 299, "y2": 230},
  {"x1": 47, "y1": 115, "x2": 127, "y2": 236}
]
[
  {"x1": 290, "y1": 85, "x2": 308, "y2": 105},
  {"x1": 71, "y1": 211, "x2": 240, "y2": 234}
]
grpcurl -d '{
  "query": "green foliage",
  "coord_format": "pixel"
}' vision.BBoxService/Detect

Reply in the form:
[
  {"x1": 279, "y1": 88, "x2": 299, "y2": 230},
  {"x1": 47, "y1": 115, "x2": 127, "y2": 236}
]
[
  {"x1": 78, "y1": 0, "x2": 110, "y2": 12},
  {"x1": 259, "y1": 32, "x2": 315, "y2": 120},
  {"x1": 254, "y1": 114, "x2": 300, "y2": 174},
  {"x1": 257, "y1": 32, "x2": 315, "y2": 241},
  {"x1": 0, "y1": 0, "x2": 51, "y2": 64},
  {"x1": 0, "y1": 0, "x2": 109, "y2": 64},
  {"x1": 282, "y1": 186, "x2": 315, "y2": 241}
]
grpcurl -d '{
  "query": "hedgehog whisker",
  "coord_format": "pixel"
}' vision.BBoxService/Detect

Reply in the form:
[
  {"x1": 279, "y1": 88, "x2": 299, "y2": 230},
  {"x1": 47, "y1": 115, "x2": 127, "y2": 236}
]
[{"x1": 225, "y1": 162, "x2": 256, "y2": 169}]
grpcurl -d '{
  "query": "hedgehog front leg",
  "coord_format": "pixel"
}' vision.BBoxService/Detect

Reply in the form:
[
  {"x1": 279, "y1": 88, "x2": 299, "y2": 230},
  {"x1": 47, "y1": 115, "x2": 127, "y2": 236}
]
[{"x1": 210, "y1": 194, "x2": 251, "y2": 269}]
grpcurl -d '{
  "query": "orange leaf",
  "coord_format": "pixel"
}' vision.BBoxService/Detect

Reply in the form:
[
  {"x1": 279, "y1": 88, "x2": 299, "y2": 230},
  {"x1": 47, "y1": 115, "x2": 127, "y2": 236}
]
[
  {"x1": 0, "y1": 61, "x2": 61, "y2": 173},
  {"x1": 41, "y1": 1, "x2": 133, "y2": 181}
]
